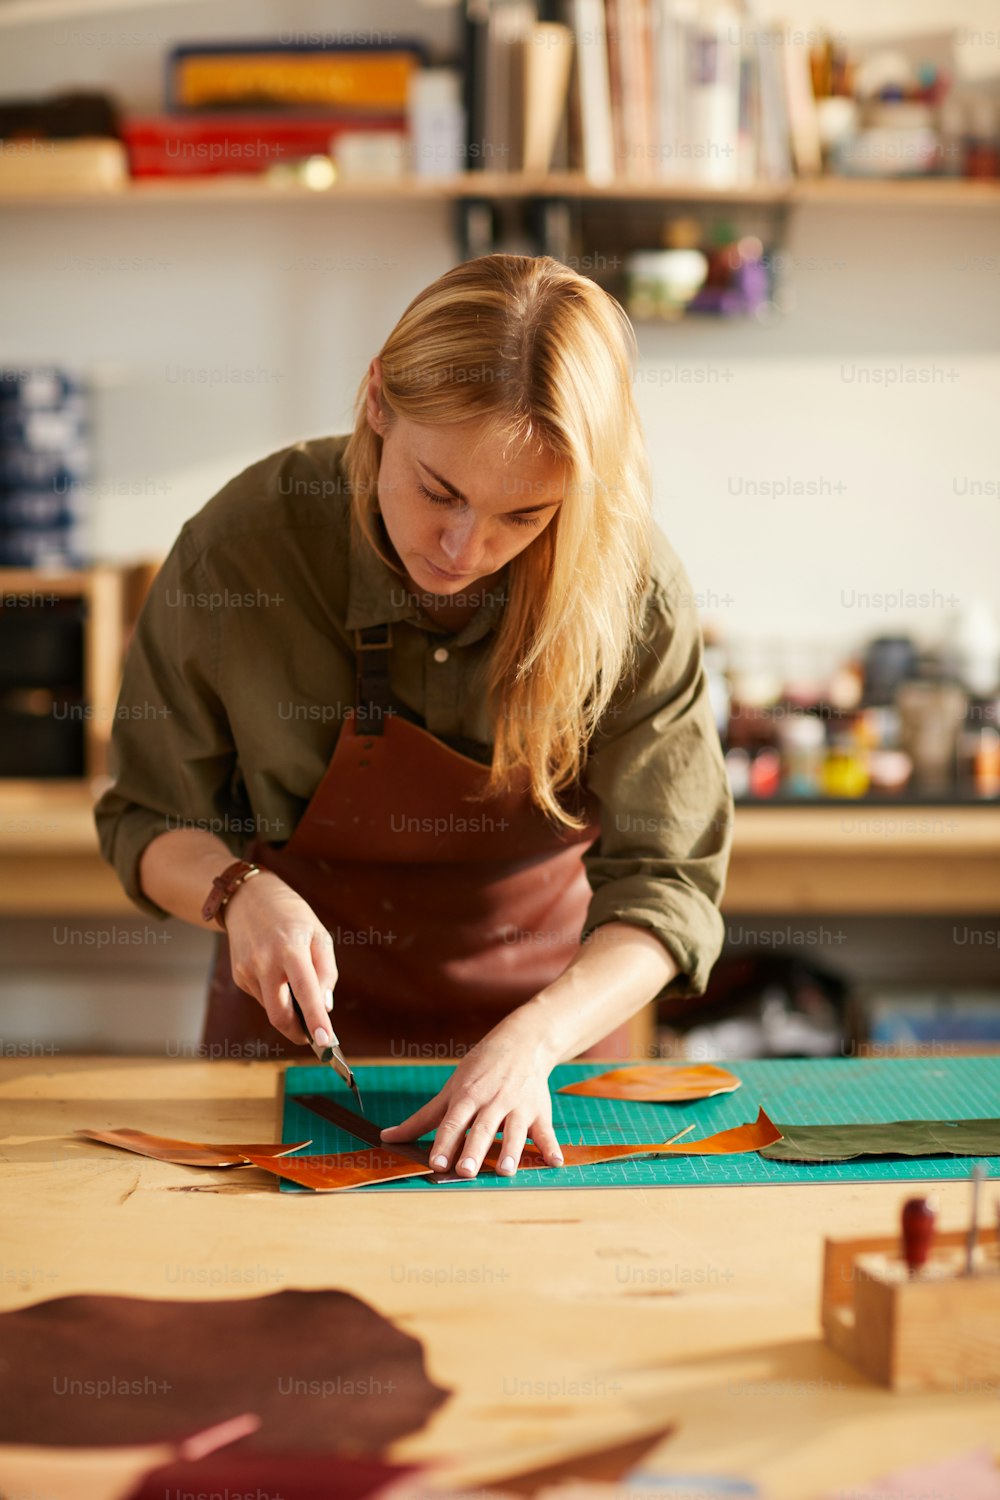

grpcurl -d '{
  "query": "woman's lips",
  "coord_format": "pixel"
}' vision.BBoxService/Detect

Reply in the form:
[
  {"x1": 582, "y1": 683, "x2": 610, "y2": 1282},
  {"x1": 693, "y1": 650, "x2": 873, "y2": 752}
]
[{"x1": 422, "y1": 556, "x2": 468, "y2": 582}]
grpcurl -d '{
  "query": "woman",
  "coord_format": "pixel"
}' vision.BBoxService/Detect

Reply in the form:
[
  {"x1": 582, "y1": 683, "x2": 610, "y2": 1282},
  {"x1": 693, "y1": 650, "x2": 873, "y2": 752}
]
[{"x1": 95, "y1": 254, "x2": 733, "y2": 1180}]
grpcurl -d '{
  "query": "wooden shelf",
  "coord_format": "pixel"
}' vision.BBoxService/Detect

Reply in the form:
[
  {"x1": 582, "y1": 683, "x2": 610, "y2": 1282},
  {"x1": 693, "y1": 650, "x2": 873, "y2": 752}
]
[
  {"x1": 792, "y1": 176, "x2": 1000, "y2": 208},
  {"x1": 1, "y1": 172, "x2": 998, "y2": 209},
  {"x1": 724, "y1": 804, "x2": 1000, "y2": 914},
  {"x1": 1, "y1": 788, "x2": 999, "y2": 916},
  {"x1": 733, "y1": 803, "x2": 1000, "y2": 854}
]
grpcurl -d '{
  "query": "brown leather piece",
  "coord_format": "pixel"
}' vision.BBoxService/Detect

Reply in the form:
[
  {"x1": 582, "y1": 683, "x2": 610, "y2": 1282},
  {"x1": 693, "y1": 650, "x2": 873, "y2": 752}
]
[
  {"x1": 0, "y1": 1289, "x2": 450, "y2": 1450},
  {"x1": 430, "y1": 1108, "x2": 781, "y2": 1180},
  {"x1": 76, "y1": 1127, "x2": 312, "y2": 1168},
  {"x1": 243, "y1": 1148, "x2": 434, "y2": 1191},
  {"x1": 557, "y1": 1063, "x2": 742, "y2": 1102},
  {"x1": 292, "y1": 1096, "x2": 781, "y2": 1185},
  {"x1": 484, "y1": 1423, "x2": 676, "y2": 1493},
  {"x1": 125, "y1": 1449, "x2": 421, "y2": 1500}
]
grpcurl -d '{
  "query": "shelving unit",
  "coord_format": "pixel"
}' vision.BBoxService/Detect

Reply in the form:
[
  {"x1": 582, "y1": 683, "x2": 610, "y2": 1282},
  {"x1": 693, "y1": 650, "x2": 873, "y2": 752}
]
[{"x1": 2, "y1": 15, "x2": 998, "y2": 924}]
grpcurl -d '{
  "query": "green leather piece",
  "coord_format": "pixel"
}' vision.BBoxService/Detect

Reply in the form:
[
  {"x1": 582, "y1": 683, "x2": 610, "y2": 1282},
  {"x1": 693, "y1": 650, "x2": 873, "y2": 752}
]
[{"x1": 761, "y1": 1119, "x2": 1000, "y2": 1162}]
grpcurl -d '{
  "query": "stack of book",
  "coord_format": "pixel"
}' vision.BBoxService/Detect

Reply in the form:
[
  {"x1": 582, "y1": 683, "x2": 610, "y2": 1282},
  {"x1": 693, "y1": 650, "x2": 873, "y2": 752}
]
[
  {"x1": 123, "y1": 38, "x2": 428, "y2": 179},
  {"x1": 0, "y1": 368, "x2": 89, "y2": 567},
  {"x1": 465, "y1": 0, "x2": 816, "y2": 184}
]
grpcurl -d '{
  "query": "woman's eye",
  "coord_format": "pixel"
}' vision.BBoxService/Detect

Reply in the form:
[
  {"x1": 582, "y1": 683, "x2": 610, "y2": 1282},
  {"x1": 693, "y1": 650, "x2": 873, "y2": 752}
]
[
  {"x1": 418, "y1": 482, "x2": 453, "y2": 508},
  {"x1": 417, "y1": 481, "x2": 539, "y2": 528}
]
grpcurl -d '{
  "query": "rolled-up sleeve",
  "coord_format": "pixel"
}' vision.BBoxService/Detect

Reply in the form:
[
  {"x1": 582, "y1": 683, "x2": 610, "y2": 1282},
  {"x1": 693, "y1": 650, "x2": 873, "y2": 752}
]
[
  {"x1": 581, "y1": 551, "x2": 734, "y2": 997},
  {"x1": 94, "y1": 526, "x2": 241, "y2": 919}
]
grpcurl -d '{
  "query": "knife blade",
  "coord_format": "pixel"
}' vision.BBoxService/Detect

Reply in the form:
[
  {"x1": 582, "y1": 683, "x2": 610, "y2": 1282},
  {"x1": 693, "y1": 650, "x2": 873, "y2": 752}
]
[{"x1": 289, "y1": 989, "x2": 364, "y2": 1114}]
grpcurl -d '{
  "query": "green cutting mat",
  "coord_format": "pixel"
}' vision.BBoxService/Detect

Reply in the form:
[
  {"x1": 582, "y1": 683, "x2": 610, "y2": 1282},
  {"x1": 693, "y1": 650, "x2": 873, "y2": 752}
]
[{"x1": 279, "y1": 1056, "x2": 1000, "y2": 1193}]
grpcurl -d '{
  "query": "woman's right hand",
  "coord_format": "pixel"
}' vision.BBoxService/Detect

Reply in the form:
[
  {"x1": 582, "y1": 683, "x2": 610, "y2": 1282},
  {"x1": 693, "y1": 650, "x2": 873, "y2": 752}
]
[{"x1": 222, "y1": 871, "x2": 339, "y2": 1045}]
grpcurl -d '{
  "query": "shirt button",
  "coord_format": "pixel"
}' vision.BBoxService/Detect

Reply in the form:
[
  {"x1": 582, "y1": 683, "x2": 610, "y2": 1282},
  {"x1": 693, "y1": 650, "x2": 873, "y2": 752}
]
[{"x1": 432, "y1": 647, "x2": 449, "y2": 663}]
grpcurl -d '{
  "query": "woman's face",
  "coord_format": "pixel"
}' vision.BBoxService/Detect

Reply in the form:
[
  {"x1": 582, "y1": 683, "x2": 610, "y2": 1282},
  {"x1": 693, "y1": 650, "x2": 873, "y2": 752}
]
[{"x1": 365, "y1": 359, "x2": 564, "y2": 599}]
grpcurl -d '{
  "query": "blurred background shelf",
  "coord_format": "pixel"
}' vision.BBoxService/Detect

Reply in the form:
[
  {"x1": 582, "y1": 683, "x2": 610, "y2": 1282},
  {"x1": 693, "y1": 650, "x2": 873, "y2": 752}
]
[
  {"x1": 2, "y1": 786, "x2": 998, "y2": 916},
  {"x1": 2, "y1": 173, "x2": 999, "y2": 208}
]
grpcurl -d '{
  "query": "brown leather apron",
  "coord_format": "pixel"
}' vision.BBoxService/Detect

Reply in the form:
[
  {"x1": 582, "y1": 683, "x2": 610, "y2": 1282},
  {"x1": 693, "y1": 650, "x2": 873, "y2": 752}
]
[{"x1": 203, "y1": 622, "x2": 634, "y2": 1060}]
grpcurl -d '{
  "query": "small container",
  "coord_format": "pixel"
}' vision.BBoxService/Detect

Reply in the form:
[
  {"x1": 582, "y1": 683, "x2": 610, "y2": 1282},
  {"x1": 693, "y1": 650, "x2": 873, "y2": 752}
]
[
  {"x1": 975, "y1": 729, "x2": 1000, "y2": 796},
  {"x1": 725, "y1": 746, "x2": 750, "y2": 799},
  {"x1": 855, "y1": 704, "x2": 901, "y2": 750},
  {"x1": 863, "y1": 635, "x2": 917, "y2": 706},
  {"x1": 625, "y1": 249, "x2": 708, "y2": 321},
  {"x1": 703, "y1": 644, "x2": 731, "y2": 739},
  {"x1": 822, "y1": 738, "x2": 870, "y2": 799},
  {"x1": 778, "y1": 713, "x2": 825, "y2": 796},
  {"x1": 964, "y1": 726, "x2": 1000, "y2": 797},
  {"x1": 749, "y1": 747, "x2": 781, "y2": 799},
  {"x1": 945, "y1": 597, "x2": 1000, "y2": 698},
  {"x1": 897, "y1": 680, "x2": 968, "y2": 792},
  {"x1": 867, "y1": 748, "x2": 913, "y2": 794}
]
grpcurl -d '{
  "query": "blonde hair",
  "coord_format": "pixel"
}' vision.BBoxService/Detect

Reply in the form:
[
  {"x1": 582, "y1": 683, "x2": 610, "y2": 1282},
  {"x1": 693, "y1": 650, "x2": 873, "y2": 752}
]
[{"x1": 342, "y1": 253, "x2": 653, "y2": 829}]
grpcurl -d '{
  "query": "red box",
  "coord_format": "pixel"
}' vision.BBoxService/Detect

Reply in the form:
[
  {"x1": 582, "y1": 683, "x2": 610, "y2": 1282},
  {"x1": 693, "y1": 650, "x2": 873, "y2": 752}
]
[{"x1": 122, "y1": 113, "x2": 407, "y2": 177}]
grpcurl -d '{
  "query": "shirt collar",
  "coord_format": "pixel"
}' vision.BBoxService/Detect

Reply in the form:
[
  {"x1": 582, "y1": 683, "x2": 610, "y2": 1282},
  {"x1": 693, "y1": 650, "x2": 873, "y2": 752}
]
[{"x1": 345, "y1": 510, "x2": 509, "y2": 646}]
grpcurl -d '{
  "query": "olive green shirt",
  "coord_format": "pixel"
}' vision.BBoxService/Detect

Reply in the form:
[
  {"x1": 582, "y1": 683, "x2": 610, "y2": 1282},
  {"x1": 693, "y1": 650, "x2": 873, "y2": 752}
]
[{"x1": 94, "y1": 433, "x2": 733, "y2": 997}]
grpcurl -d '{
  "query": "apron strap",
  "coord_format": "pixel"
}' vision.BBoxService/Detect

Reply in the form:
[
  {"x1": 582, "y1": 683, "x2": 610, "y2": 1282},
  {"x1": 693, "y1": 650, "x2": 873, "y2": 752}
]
[{"x1": 354, "y1": 623, "x2": 394, "y2": 735}]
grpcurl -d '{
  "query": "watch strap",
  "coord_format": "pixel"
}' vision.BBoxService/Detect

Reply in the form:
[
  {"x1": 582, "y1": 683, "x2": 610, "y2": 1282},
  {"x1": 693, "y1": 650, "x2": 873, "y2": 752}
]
[{"x1": 201, "y1": 859, "x2": 261, "y2": 930}]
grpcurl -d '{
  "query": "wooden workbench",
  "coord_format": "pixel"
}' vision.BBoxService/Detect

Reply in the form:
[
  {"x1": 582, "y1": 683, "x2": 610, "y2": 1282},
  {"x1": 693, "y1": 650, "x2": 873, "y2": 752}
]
[{"x1": 0, "y1": 1057, "x2": 995, "y2": 1497}]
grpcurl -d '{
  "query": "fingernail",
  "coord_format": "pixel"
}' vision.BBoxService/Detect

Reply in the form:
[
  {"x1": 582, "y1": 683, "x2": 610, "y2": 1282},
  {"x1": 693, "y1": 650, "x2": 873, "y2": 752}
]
[
  {"x1": 432, "y1": 1154, "x2": 448, "y2": 1169},
  {"x1": 549, "y1": 1154, "x2": 564, "y2": 1166},
  {"x1": 314, "y1": 1027, "x2": 330, "y2": 1046},
  {"x1": 499, "y1": 1155, "x2": 516, "y2": 1174},
  {"x1": 324, "y1": 989, "x2": 334, "y2": 1011},
  {"x1": 459, "y1": 1156, "x2": 477, "y2": 1176}
]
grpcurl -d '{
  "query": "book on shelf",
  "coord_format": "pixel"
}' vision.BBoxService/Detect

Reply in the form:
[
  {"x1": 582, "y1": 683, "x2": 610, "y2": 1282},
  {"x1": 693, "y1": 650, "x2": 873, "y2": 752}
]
[
  {"x1": 568, "y1": 0, "x2": 615, "y2": 181},
  {"x1": 166, "y1": 38, "x2": 429, "y2": 114},
  {"x1": 122, "y1": 114, "x2": 407, "y2": 177},
  {"x1": 463, "y1": 0, "x2": 574, "y2": 174},
  {"x1": 464, "y1": 0, "x2": 804, "y2": 185},
  {"x1": 777, "y1": 19, "x2": 822, "y2": 176}
]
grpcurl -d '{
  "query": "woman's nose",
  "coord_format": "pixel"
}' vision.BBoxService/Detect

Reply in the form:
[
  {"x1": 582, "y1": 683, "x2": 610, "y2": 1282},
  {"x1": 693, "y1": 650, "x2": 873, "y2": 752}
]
[{"x1": 439, "y1": 516, "x2": 481, "y2": 566}]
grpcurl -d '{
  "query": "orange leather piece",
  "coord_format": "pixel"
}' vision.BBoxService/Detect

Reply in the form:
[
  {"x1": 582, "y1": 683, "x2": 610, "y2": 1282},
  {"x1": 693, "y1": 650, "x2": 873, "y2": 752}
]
[
  {"x1": 556, "y1": 1063, "x2": 742, "y2": 1102},
  {"x1": 76, "y1": 1128, "x2": 312, "y2": 1168},
  {"x1": 242, "y1": 1147, "x2": 435, "y2": 1191},
  {"x1": 430, "y1": 1108, "x2": 782, "y2": 1181}
]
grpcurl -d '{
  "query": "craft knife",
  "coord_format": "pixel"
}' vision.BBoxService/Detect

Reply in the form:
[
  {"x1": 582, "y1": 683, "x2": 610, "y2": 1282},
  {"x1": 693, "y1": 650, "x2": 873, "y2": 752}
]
[{"x1": 289, "y1": 989, "x2": 364, "y2": 1114}]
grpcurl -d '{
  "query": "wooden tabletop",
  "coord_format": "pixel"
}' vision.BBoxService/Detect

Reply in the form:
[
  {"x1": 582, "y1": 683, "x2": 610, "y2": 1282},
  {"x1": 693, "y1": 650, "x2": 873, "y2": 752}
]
[{"x1": 1, "y1": 1056, "x2": 995, "y2": 1497}]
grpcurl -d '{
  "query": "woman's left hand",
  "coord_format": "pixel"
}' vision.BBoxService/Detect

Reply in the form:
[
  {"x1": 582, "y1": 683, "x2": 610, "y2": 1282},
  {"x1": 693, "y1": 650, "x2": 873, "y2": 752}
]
[{"x1": 379, "y1": 1006, "x2": 564, "y2": 1178}]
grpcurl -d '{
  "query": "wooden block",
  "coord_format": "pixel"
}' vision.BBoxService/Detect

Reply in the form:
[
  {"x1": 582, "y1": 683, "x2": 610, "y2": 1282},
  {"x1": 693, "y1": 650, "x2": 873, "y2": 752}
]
[{"x1": 821, "y1": 1226, "x2": 1000, "y2": 1392}]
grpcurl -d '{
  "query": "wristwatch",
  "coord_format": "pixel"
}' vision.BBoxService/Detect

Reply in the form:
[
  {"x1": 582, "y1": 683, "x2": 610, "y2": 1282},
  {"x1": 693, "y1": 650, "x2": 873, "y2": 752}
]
[{"x1": 201, "y1": 860, "x2": 261, "y2": 930}]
